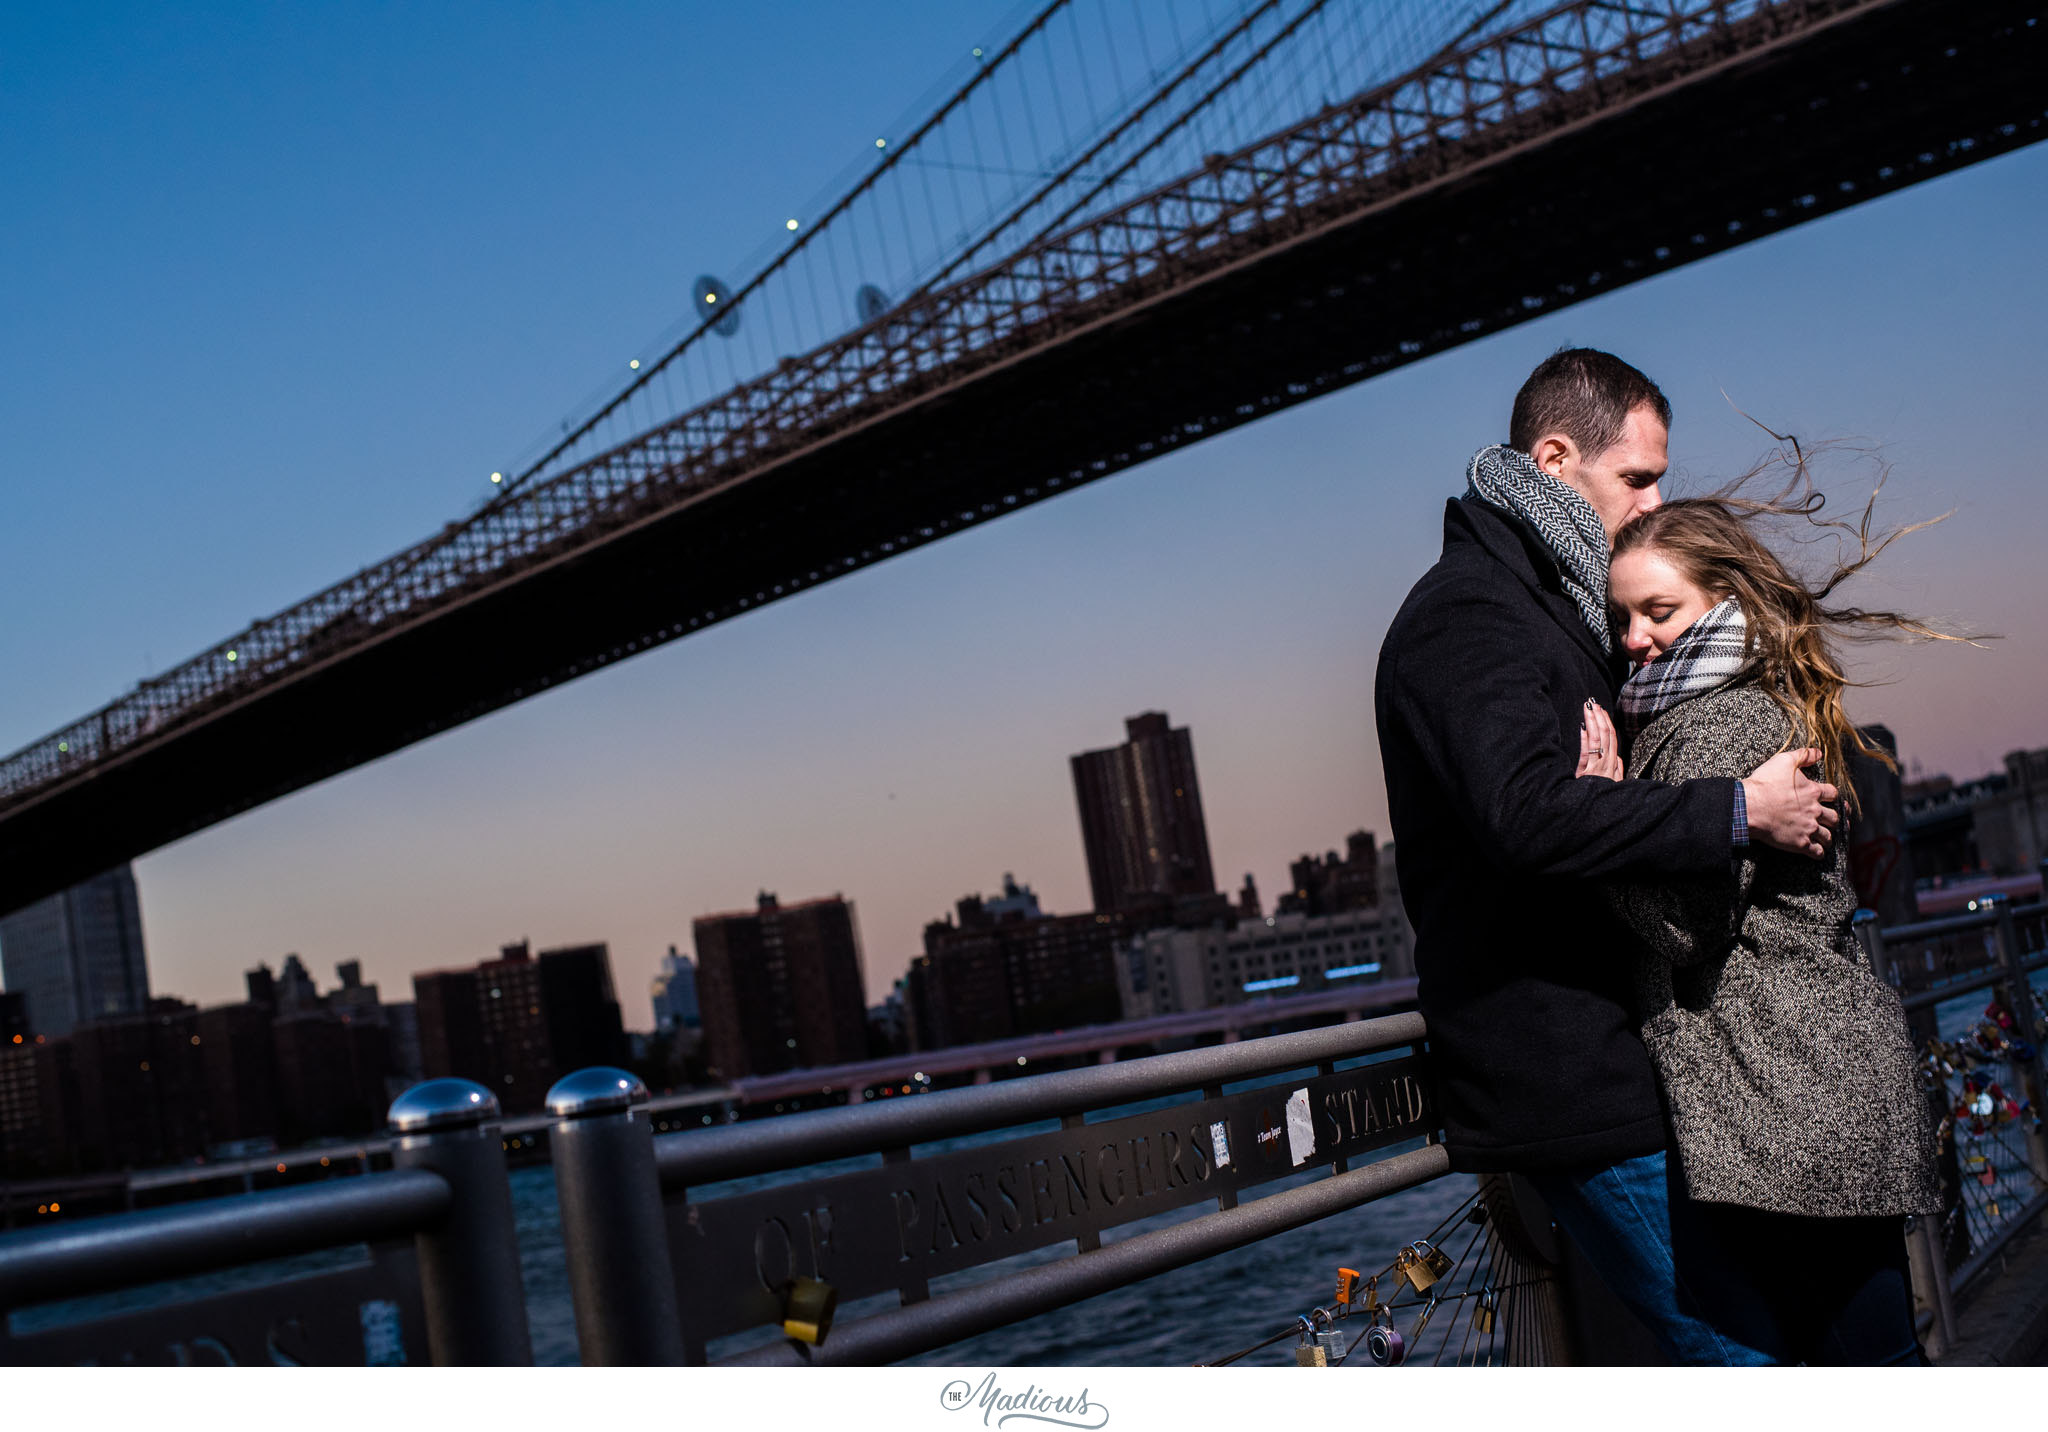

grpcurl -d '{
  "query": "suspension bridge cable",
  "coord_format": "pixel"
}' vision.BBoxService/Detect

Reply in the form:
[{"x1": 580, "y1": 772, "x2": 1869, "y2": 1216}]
[{"x1": 485, "y1": 0, "x2": 1083, "y2": 504}]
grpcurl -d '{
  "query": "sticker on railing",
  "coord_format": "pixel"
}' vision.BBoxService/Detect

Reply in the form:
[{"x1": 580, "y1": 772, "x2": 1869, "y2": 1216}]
[
  {"x1": 1209, "y1": 1119, "x2": 1231, "y2": 1169},
  {"x1": 359, "y1": 1300, "x2": 406, "y2": 1366},
  {"x1": 1285, "y1": 1087, "x2": 1316, "y2": 1167}
]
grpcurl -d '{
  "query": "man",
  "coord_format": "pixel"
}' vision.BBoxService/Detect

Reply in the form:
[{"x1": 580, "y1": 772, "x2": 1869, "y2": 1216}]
[{"x1": 1373, "y1": 348, "x2": 1839, "y2": 1363}]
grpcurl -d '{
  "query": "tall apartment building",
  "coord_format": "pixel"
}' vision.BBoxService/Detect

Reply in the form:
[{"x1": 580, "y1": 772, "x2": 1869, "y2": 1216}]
[
  {"x1": 187, "y1": 958, "x2": 400, "y2": 1155},
  {"x1": 0, "y1": 1036, "x2": 66, "y2": 1178},
  {"x1": 908, "y1": 876, "x2": 1123, "y2": 1049},
  {"x1": 412, "y1": 941, "x2": 625, "y2": 1113},
  {"x1": 67, "y1": 998, "x2": 208, "y2": 1172},
  {"x1": 693, "y1": 893, "x2": 868, "y2": 1080},
  {"x1": 195, "y1": 1000, "x2": 279, "y2": 1149},
  {"x1": 1276, "y1": 830, "x2": 1380, "y2": 917},
  {"x1": 0, "y1": 865, "x2": 150, "y2": 1038},
  {"x1": 1070, "y1": 713, "x2": 1217, "y2": 916}
]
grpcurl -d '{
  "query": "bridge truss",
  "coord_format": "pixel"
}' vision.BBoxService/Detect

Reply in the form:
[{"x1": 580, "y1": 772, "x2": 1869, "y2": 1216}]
[{"x1": 2, "y1": 0, "x2": 2044, "y2": 911}]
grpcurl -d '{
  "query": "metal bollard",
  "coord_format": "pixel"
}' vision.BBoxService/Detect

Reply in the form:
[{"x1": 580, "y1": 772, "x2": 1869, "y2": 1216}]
[
  {"x1": 547, "y1": 1067, "x2": 685, "y2": 1365},
  {"x1": 1984, "y1": 894, "x2": 2048, "y2": 1182},
  {"x1": 388, "y1": 1078, "x2": 534, "y2": 1365}
]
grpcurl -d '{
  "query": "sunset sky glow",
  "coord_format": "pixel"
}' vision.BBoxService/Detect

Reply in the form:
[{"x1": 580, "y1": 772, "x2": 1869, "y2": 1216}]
[{"x1": 4, "y1": 3, "x2": 2044, "y2": 1023}]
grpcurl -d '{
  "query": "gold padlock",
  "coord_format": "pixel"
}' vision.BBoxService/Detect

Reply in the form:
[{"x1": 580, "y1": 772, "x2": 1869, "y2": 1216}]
[
  {"x1": 1394, "y1": 1246, "x2": 1425, "y2": 1292},
  {"x1": 1294, "y1": 1343, "x2": 1329, "y2": 1367},
  {"x1": 781, "y1": 1275, "x2": 838, "y2": 1345},
  {"x1": 1399, "y1": 1240, "x2": 1446, "y2": 1293},
  {"x1": 1473, "y1": 1287, "x2": 1498, "y2": 1335},
  {"x1": 1361, "y1": 1274, "x2": 1381, "y2": 1317}
]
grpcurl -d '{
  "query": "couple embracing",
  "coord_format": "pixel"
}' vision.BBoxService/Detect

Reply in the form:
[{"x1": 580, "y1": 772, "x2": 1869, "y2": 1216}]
[{"x1": 1375, "y1": 349, "x2": 1943, "y2": 1365}]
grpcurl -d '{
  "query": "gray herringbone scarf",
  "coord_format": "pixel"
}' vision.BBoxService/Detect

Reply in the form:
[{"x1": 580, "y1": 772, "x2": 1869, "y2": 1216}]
[{"x1": 1465, "y1": 444, "x2": 1612, "y2": 654}]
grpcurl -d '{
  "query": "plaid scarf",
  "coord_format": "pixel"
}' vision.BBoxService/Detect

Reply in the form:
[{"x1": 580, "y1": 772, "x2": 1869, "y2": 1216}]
[
  {"x1": 1618, "y1": 597, "x2": 1750, "y2": 744},
  {"x1": 1465, "y1": 444, "x2": 1612, "y2": 655}
]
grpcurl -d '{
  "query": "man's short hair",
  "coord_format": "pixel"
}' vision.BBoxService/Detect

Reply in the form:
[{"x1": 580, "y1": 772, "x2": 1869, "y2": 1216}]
[{"x1": 1509, "y1": 347, "x2": 1672, "y2": 458}]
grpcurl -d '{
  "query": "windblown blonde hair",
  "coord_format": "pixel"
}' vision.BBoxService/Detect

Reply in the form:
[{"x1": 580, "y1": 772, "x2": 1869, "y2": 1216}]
[{"x1": 1609, "y1": 446, "x2": 1977, "y2": 814}]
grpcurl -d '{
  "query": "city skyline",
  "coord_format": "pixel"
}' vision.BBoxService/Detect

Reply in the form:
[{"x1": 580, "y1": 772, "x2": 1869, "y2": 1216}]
[{"x1": 5, "y1": 5, "x2": 2045, "y2": 1022}]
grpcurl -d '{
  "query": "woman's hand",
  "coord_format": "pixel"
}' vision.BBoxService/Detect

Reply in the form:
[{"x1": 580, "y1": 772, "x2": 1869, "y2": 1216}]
[{"x1": 1576, "y1": 699, "x2": 1624, "y2": 781}]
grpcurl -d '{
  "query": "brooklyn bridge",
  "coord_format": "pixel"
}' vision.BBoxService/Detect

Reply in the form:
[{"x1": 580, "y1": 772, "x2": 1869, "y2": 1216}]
[{"x1": 2, "y1": 0, "x2": 2042, "y2": 914}]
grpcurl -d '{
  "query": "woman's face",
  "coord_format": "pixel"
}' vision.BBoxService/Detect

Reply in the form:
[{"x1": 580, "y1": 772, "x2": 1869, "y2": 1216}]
[{"x1": 1610, "y1": 546, "x2": 1716, "y2": 665}]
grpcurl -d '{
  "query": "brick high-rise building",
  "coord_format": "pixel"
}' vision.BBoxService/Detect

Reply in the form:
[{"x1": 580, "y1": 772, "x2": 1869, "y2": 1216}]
[
  {"x1": 0, "y1": 1037, "x2": 67, "y2": 1178},
  {"x1": 535, "y1": 943, "x2": 627, "y2": 1077},
  {"x1": 911, "y1": 876, "x2": 1124, "y2": 1050},
  {"x1": 272, "y1": 1009, "x2": 389, "y2": 1143},
  {"x1": 414, "y1": 968, "x2": 487, "y2": 1086},
  {"x1": 474, "y1": 942, "x2": 550, "y2": 1113},
  {"x1": 412, "y1": 941, "x2": 625, "y2": 1112},
  {"x1": 1276, "y1": 830, "x2": 1380, "y2": 918},
  {"x1": 68, "y1": 998, "x2": 206, "y2": 1172},
  {"x1": 196, "y1": 1000, "x2": 279, "y2": 1149},
  {"x1": 0, "y1": 865, "x2": 150, "y2": 1038},
  {"x1": 1070, "y1": 713, "x2": 1216, "y2": 916},
  {"x1": 693, "y1": 893, "x2": 868, "y2": 1080}
]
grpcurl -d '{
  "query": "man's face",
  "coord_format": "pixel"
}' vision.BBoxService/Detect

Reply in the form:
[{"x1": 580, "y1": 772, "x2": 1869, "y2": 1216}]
[{"x1": 1532, "y1": 404, "x2": 1668, "y2": 542}]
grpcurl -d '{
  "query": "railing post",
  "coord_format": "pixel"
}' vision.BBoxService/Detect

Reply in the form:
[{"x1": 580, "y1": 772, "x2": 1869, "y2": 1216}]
[
  {"x1": 1907, "y1": 1213, "x2": 1959, "y2": 1359},
  {"x1": 547, "y1": 1067, "x2": 684, "y2": 1366},
  {"x1": 1862, "y1": 906, "x2": 1958, "y2": 1352},
  {"x1": 1985, "y1": 893, "x2": 2048, "y2": 1183},
  {"x1": 387, "y1": 1078, "x2": 533, "y2": 1365}
]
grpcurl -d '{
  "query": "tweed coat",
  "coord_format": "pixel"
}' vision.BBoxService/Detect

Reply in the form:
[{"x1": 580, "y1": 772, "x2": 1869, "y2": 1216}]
[{"x1": 1612, "y1": 680, "x2": 1941, "y2": 1217}]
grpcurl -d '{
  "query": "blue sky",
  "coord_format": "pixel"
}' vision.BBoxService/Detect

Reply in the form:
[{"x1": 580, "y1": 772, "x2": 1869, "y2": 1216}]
[{"x1": 4, "y1": 3, "x2": 2044, "y2": 1020}]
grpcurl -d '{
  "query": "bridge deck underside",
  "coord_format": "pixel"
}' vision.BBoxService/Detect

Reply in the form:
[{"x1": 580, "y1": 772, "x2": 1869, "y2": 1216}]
[{"x1": 4, "y1": 0, "x2": 2043, "y2": 910}]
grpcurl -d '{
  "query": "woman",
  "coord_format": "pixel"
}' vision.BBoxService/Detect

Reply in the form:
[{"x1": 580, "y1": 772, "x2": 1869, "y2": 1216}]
[{"x1": 1575, "y1": 484, "x2": 1948, "y2": 1365}]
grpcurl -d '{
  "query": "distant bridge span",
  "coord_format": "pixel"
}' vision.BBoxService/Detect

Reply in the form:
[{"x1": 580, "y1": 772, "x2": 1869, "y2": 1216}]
[{"x1": 3, "y1": 0, "x2": 2044, "y2": 911}]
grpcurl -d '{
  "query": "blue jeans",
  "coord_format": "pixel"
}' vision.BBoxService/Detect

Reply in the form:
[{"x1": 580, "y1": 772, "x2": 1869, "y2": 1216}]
[{"x1": 1527, "y1": 1150, "x2": 1919, "y2": 1366}]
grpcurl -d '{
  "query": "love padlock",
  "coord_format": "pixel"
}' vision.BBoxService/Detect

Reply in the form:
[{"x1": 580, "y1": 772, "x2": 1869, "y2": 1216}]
[
  {"x1": 1473, "y1": 1287, "x2": 1499, "y2": 1336},
  {"x1": 781, "y1": 1275, "x2": 838, "y2": 1345},
  {"x1": 1335, "y1": 1267, "x2": 1362, "y2": 1308},
  {"x1": 1397, "y1": 1239, "x2": 1451, "y2": 1293},
  {"x1": 1364, "y1": 1318, "x2": 1407, "y2": 1367}
]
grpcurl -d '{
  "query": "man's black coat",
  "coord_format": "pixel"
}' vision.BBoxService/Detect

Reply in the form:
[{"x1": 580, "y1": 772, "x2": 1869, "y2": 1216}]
[{"x1": 1375, "y1": 496, "x2": 1738, "y2": 1173}]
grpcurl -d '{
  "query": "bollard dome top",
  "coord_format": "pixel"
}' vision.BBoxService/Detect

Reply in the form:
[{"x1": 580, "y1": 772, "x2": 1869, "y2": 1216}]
[
  {"x1": 546, "y1": 1066, "x2": 649, "y2": 1118},
  {"x1": 388, "y1": 1077, "x2": 501, "y2": 1133}
]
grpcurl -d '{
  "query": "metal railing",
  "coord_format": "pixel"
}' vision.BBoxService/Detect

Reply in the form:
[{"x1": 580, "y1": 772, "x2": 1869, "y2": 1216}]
[
  {"x1": 1857, "y1": 869, "x2": 2048, "y2": 1359},
  {"x1": 0, "y1": 1079, "x2": 531, "y2": 1366},
  {"x1": 634, "y1": 1014, "x2": 1442, "y2": 1364},
  {"x1": 0, "y1": 1014, "x2": 1452, "y2": 1366}
]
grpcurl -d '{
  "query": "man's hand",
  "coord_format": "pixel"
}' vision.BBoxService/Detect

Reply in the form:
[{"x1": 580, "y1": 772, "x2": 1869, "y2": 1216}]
[{"x1": 1741, "y1": 747, "x2": 1840, "y2": 859}]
